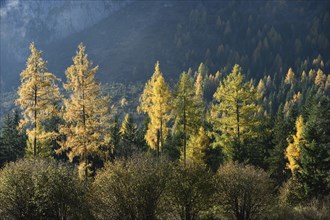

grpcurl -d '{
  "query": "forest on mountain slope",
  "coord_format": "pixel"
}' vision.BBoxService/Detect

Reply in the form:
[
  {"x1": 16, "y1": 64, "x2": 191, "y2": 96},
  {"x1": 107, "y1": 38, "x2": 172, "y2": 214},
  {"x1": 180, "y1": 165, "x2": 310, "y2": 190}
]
[
  {"x1": 0, "y1": 40, "x2": 329, "y2": 219},
  {"x1": 0, "y1": 0, "x2": 329, "y2": 219},
  {"x1": 1, "y1": 0, "x2": 329, "y2": 90}
]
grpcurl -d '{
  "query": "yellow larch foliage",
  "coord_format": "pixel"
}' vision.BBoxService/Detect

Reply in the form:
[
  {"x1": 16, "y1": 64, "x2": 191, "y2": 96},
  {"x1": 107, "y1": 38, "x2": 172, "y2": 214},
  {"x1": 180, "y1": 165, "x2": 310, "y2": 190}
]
[
  {"x1": 195, "y1": 72, "x2": 204, "y2": 97},
  {"x1": 139, "y1": 61, "x2": 171, "y2": 152},
  {"x1": 314, "y1": 69, "x2": 326, "y2": 88},
  {"x1": 284, "y1": 68, "x2": 295, "y2": 85},
  {"x1": 186, "y1": 126, "x2": 210, "y2": 165},
  {"x1": 286, "y1": 115, "x2": 304, "y2": 175},
  {"x1": 57, "y1": 43, "x2": 111, "y2": 180},
  {"x1": 16, "y1": 42, "x2": 61, "y2": 158}
]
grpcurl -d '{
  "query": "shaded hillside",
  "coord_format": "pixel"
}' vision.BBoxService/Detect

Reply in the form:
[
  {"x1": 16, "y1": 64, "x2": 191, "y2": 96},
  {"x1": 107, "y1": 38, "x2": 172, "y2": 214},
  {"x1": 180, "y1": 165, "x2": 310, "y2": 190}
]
[
  {"x1": 43, "y1": 0, "x2": 330, "y2": 83},
  {"x1": 1, "y1": 0, "x2": 330, "y2": 89},
  {"x1": 0, "y1": 0, "x2": 129, "y2": 90},
  {"x1": 45, "y1": 1, "x2": 195, "y2": 82}
]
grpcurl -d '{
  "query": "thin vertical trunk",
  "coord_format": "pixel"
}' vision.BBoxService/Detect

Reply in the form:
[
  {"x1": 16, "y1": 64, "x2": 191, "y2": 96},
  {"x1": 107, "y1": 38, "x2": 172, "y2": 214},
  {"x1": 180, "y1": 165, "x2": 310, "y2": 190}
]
[
  {"x1": 82, "y1": 76, "x2": 88, "y2": 188},
  {"x1": 34, "y1": 86, "x2": 37, "y2": 159},
  {"x1": 236, "y1": 99, "x2": 240, "y2": 142},
  {"x1": 156, "y1": 129, "x2": 160, "y2": 158},
  {"x1": 160, "y1": 118, "x2": 163, "y2": 160},
  {"x1": 84, "y1": 156, "x2": 88, "y2": 189},
  {"x1": 183, "y1": 96, "x2": 187, "y2": 167}
]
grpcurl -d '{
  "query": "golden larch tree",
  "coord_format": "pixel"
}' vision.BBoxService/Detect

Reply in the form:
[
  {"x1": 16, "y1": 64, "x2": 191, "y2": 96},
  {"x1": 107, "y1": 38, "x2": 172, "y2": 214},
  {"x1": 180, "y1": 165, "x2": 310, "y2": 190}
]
[
  {"x1": 139, "y1": 61, "x2": 171, "y2": 156},
  {"x1": 16, "y1": 42, "x2": 61, "y2": 158},
  {"x1": 173, "y1": 71, "x2": 204, "y2": 165},
  {"x1": 211, "y1": 64, "x2": 263, "y2": 160},
  {"x1": 285, "y1": 115, "x2": 304, "y2": 175},
  {"x1": 284, "y1": 67, "x2": 295, "y2": 85},
  {"x1": 57, "y1": 43, "x2": 111, "y2": 183},
  {"x1": 186, "y1": 126, "x2": 210, "y2": 165}
]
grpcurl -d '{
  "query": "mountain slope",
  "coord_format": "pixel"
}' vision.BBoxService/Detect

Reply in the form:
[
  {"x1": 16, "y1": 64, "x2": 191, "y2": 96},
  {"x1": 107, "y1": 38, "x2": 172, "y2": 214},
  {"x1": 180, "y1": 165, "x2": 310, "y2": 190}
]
[{"x1": 1, "y1": 0, "x2": 329, "y2": 90}]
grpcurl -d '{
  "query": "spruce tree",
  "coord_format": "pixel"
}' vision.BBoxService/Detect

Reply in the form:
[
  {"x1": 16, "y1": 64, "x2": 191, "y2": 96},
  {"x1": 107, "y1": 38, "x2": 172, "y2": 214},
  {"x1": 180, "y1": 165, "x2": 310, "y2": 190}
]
[
  {"x1": 16, "y1": 42, "x2": 61, "y2": 159},
  {"x1": 109, "y1": 115, "x2": 121, "y2": 160},
  {"x1": 0, "y1": 110, "x2": 26, "y2": 166},
  {"x1": 57, "y1": 43, "x2": 111, "y2": 184},
  {"x1": 299, "y1": 98, "x2": 330, "y2": 199},
  {"x1": 268, "y1": 105, "x2": 291, "y2": 187},
  {"x1": 119, "y1": 113, "x2": 138, "y2": 158},
  {"x1": 197, "y1": 62, "x2": 208, "y2": 77}
]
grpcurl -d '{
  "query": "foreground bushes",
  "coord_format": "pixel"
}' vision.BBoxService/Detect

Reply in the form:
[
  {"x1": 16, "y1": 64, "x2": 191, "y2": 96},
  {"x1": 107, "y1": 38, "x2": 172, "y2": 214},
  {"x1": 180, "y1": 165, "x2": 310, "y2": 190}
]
[
  {"x1": 167, "y1": 163, "x2": 215, "y2": 219},
  {"x1": 0, "y1": 156, "x2": 328, "y2": 220},
  {"x1": 89, "y1": 155, "x2": 171, "y2": 220},
  {"x1": 215, "y1": 162, "x2": 274, "y2": 219},
  {"x1": 0, "y1": 159, "x2": 87, "y2": 220}
]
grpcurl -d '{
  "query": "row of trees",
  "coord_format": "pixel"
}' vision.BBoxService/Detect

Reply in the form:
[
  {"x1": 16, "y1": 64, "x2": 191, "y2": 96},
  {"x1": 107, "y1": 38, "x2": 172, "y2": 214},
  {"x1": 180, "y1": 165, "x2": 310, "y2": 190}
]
[
  {"x1": 0, "y1": 42, "x2": 329, "y2": 219},
  {"x1": 138, "y1": 60, "x2": 329, "y2": 204},
  {"x1": 140, "y1": 62, "x2": 268, "y2": 167},
  {"x1": 15, "y1": 43, "x2": 111, "y2": 185}
]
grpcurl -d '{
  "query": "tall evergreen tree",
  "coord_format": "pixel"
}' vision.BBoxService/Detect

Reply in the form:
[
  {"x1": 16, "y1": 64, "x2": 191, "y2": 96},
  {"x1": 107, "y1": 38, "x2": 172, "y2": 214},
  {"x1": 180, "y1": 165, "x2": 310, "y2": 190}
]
[
  {"x1": 197, "y1": 62, "x2": 208, "y2": 77},
  {"x1": 211, "y1": 64, "x2": 263, "y2": 162},
  {"x1": 0, "y1": 110, "x2": 26, "y2": 166},
  {"x1": 139, "y1": 61, "x2": 171, "y2": 157},
  {"x1": 119, "y1": 113, "x2": 138, "y2": 158},
  {"x1": 16, "y1": 42, "x2": 61, "y2": 159},
  {"x1": 109, "y1": 115, "x2": 120, "y2": 160},
  {"x1": 57, "y1": 43, "x2": 111, "y2": 184},
  {"x1": 268, "y1": 105, "x2": 291, "y2": 187},
  {"x1": 299, "y1": 98, "x2": 330, "y2": 199}
]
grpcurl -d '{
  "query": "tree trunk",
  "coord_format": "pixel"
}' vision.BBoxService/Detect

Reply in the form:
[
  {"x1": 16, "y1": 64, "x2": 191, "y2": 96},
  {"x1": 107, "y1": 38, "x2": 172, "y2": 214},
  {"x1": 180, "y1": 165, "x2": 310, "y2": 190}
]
[
  {"x1": 84, "y1": 158, "x2": 88, "y2": 189},
  {"x1": 34, "y1": 86, "x2": 37, "y2": 159},
  {"x1": 236, "y1": 100, "x2": 240, "y2": 142},
  {"x1": 160, "y1": 118, "x2": 163, "y2": 160},
  {"x1": 157, "y1": 129, "x2": 160, "y2": 159},
  {"x1": 183, "y1": 96, "x2": 187, "y2": 166}
]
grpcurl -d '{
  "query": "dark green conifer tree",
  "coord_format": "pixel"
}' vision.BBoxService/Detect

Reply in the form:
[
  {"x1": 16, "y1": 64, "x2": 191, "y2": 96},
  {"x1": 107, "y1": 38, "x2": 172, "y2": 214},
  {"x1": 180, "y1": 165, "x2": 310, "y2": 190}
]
[
  {"x1": 0, "y1": 110, "x2": 27, "y2": 166},
  {"x1": 299, "y1": 98, "x2": 330, "y2": 199}
]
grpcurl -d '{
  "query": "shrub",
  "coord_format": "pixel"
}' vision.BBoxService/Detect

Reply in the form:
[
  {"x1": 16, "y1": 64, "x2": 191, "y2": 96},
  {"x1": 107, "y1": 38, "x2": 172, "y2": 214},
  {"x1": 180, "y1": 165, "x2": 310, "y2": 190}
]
[
  {"x1": 278, "y1": 177, "x2": 305, "y2": 207},
  {"x1": 215, "y1": 162, "x2": 274, "y2": 220},
  {"x1": 166, "y1": 163, "x2": 215, "y2": 220},
  {"x1": 89, "y1": 154, "x2": 171, "y2": 220},
  {"x1": 0, "y1": 159, "x2": 87, "y2": 219},
  {"x1": 270, "y1": 197, "x2": 330, "y2": 220}
]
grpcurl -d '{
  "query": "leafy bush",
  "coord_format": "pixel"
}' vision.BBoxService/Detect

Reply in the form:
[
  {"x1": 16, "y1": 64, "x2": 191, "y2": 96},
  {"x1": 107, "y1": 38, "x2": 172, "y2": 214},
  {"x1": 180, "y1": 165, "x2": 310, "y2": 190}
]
[
  {"x1": 279, "y1": 177, "x2": 305, "y2": 206},
  {"x1": 0, "y1": 159, "x2": 87, "y2": 220},
  {"x1": 166, "y1": 163, "x2": 215, "y2": 219},
  {"x1": 89, "y1": 154, "x2": 171, "y2": 220},
  {"x1": 215, "y1": 162, "x2": 274, "y2": 220}
]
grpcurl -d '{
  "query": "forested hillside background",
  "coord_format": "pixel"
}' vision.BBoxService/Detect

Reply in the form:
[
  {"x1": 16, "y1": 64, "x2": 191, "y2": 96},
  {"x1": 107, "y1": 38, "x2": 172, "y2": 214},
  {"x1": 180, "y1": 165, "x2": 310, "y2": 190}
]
[
  {"x1": 0, "y1": 0, "x2": 329, "y2": 219},
  {"x1": 1, "y1": 0, "x2": 329, "y2": 90}
]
